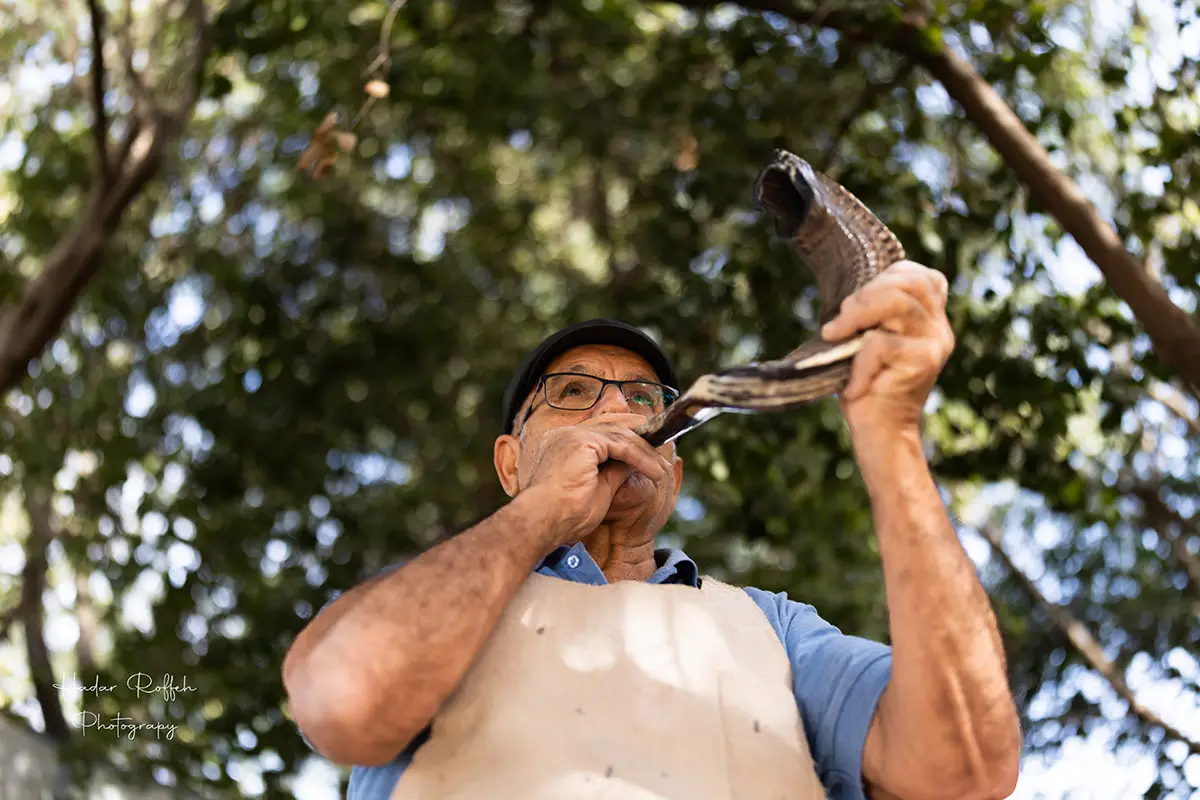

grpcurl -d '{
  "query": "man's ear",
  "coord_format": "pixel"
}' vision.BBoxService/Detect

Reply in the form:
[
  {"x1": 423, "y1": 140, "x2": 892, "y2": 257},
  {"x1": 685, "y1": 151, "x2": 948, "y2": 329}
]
[
  {"x1": 670, "y1": 453, "x2": 684, "y2": 501},
  {"x1": 494, "y1": 434, "x2": 521, "y2": 497}
]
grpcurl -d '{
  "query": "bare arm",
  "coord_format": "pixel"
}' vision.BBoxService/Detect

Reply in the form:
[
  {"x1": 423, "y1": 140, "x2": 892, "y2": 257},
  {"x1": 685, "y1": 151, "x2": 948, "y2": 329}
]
[
  {"x1": 282, "y1": 415, "x2": 670, "y2": 767},
  {"x1": 282, "y1": 488, "x2": 559, "y2": 766},
  {"x1": 858, "y1": 426, "x2": 1020, "y2": 800},
  {"x1": 819, "y1": 261, "x2": 1021, "y2": 799}
]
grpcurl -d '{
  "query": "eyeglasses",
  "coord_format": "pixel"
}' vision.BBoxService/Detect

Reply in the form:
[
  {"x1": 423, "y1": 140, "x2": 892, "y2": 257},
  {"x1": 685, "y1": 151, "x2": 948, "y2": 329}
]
[{"x1": 517, "y1": 372, "x2": 679, "y2": 432}]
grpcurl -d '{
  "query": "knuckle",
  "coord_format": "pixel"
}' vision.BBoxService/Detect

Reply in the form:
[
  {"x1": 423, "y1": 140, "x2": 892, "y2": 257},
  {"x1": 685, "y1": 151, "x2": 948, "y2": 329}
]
[
  {"x1": 941, "y1": 333, "x2": 956, "y2": 358},
  {"x1": 861, "y1": 329, "x2": 889, "y2": 357},
  {"x1": 922, "y1": 340, "x2": 946, "y2": 365},
  {"x1": 933, "y1": 271, "x2": 949, "y2": 295}
]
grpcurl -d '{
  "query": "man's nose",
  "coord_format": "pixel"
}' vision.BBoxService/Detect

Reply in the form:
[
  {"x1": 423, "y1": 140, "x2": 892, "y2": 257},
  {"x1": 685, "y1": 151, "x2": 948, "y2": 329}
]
[{"x1": 590, "y1": 384, "x2": 631, "y2": 415}]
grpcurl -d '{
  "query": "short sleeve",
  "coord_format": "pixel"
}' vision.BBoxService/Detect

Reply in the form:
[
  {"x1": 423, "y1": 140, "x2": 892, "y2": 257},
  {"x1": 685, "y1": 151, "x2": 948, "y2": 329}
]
[{"x1": 743, "y1": 587, "x2": 892, "y2": 800}]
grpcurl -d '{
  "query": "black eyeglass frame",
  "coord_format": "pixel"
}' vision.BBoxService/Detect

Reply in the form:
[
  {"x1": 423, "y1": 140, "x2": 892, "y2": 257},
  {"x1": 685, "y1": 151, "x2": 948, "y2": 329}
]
[{"x1": 516, "y1": 371, "x2": 680, "y2": 434}]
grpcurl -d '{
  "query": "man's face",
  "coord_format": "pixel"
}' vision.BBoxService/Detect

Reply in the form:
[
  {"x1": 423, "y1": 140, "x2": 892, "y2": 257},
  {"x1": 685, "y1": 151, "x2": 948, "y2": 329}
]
[{"x1": 494, "y1": 343, "x2": 684, "y2": 526}]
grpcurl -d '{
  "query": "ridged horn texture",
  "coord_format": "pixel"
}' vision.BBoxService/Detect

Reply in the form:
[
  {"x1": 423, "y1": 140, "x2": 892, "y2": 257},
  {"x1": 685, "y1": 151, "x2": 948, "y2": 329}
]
[{"x1": 637, "y1": 149, "x2": 906, "y2": 447}]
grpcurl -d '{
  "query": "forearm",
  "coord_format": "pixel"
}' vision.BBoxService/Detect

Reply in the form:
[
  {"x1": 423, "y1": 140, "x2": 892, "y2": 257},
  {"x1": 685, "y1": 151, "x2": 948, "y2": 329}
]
[
  {"x1": 283, "y1": 488, "x2": 560, "y2": 765},
  {"x1": 858, "y1": 425, "x2": 1020, "y2": 798}
]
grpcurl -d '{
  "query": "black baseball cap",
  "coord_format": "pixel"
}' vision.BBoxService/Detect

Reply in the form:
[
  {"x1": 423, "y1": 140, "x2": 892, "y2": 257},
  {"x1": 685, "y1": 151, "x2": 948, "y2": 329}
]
[{"x1": 500, "y1": 318, "x2": 680, "y2": 435}]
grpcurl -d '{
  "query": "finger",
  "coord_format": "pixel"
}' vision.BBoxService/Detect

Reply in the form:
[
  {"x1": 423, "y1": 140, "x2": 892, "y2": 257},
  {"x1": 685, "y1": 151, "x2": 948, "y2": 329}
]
[
  {"x1": 842, "y1": 263, "x2": 947, "y2": 317},
  {"x1": 823, "y1": 285, "x2": 930, "y2": 340},
  {"x1": 584, "y1": 417, "x2": 673, "y2": 473},
  {"x1": 888, "y1": 262, "x2": 949, "y2": 314},
  {"x1": 843, "y1": 329, "x2": 953, "y2": 401},
  {"x1": 585, "y1": 412, "x2": 655, "y2": 430},
  {"x1": 921, "y1": 266, "x2": 950, "y2": 308},
  {"x1": 841, "y1": 330, "x2": 894, "y2": 401},
  {"x1": 598, "y1": 461, "x2": 634, "y2": 496},
  {"x1": 602, "y1": 429, "x2": 672, "y2": 478}
]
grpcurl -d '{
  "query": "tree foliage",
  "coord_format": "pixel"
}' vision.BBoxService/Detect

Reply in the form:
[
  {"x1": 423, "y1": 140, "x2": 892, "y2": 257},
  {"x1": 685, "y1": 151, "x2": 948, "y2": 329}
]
[{"x1": 0, "y1": 0, "x2": 1197, "y2": 797}]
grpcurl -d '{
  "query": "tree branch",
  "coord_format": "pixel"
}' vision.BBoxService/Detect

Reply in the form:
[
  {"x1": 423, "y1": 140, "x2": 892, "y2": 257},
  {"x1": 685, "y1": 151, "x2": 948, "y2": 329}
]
[
  {"x1": 1148, "y1": 380, "x2": 1200, "y2": 439},
  {"x1": 86, "y1": 0, "x2": 111, "y2": 184},
  {"x1": 981, "y1": 524, "x2": 1199, "y2": 754},
  {"x1": 668, "y1": 0, "x2": 1200, "y2": 396},
  {"x1": 118, "y1": 0, "x2": 152, "y2": 131},
  {"x1": 0, "y1": 127, "x2": 166, "y2": 393},
  {"x1": 21, "y1": 482, "x2": 70, "y2": 743},
  {"x1": 900, "y1": 37, "x2": 1200, "y2": 396},
  {"x1": 0, "y1": 0, "x2": 211, "y2": 396}
]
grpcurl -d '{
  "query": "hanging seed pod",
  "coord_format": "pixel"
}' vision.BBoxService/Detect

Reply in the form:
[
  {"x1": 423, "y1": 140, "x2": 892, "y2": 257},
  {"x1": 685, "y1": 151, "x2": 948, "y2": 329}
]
[{"x1": 365, "y1": 80, "x2": 391, "y2": 98}]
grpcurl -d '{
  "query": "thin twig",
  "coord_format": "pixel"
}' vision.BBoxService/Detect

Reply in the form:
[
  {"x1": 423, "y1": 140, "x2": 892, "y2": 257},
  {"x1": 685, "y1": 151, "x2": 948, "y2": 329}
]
[
  {"x1": 1148, "y1": 380, "x2": 1200, "y2": 439},
  {"x1": 807, "y1": 0, "x2": 839, "y2": 30},
  {"x1": 363, "y1": 0, "x2": 409, "y2": 78},
  {"x1": 119, "y1": 0, "x2": 152, "y2": 122},
  {"x1": 348, "y1": 95, "x2": 379, "y2": 131},
  {"x1": 302, "y1": 0, "x2": 406, "y2": 156},
  {"x1": 86, "y1": 0, "x2": 111, "y2": 184},
  {"x1": 981, "y1": 524, "x2": 1200, "y2": 755}
]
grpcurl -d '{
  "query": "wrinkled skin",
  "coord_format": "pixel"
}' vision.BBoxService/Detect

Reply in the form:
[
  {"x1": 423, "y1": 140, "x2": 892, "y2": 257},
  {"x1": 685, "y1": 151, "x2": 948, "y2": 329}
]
[
  {"x1": 493, "y1": 344, "x2": 685, "y2": 582},
  {"x1": 824, "y1": 260, "x2": 955, "y2": 435},
  {"x1": 490, "y1": 259, "x2": 954, "y2": 584}
]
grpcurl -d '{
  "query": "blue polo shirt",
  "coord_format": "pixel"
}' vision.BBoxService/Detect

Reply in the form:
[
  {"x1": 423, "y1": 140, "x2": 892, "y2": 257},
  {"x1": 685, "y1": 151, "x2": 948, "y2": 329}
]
[{"x1": 327, "y1": 543, "x2": 892, "y2": 799}]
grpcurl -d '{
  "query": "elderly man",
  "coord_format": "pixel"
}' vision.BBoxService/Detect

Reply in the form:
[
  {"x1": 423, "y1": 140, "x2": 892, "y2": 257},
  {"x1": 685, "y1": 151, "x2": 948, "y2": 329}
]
[{"x1": 283, "y1": 261, "x2": 1022, "y2": 800}]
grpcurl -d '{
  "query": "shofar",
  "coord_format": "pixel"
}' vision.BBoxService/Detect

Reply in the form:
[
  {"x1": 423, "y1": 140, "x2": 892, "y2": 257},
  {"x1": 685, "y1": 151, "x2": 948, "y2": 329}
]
[{"x1": 637, "y1": 149, "x2": 907, "y2": 447}]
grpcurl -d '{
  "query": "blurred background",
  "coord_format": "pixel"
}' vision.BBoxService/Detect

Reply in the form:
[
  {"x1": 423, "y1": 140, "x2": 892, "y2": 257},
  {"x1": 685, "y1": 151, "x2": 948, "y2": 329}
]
[{"x1": 1, "y1": 0, "x2": 1198, "y2": 797}]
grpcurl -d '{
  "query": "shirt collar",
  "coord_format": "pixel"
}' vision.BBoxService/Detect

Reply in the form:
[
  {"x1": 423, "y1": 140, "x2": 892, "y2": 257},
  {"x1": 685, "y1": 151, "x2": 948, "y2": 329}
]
[{"x1": 537, "y1": 543, "x2": 700, "y2": 587}]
